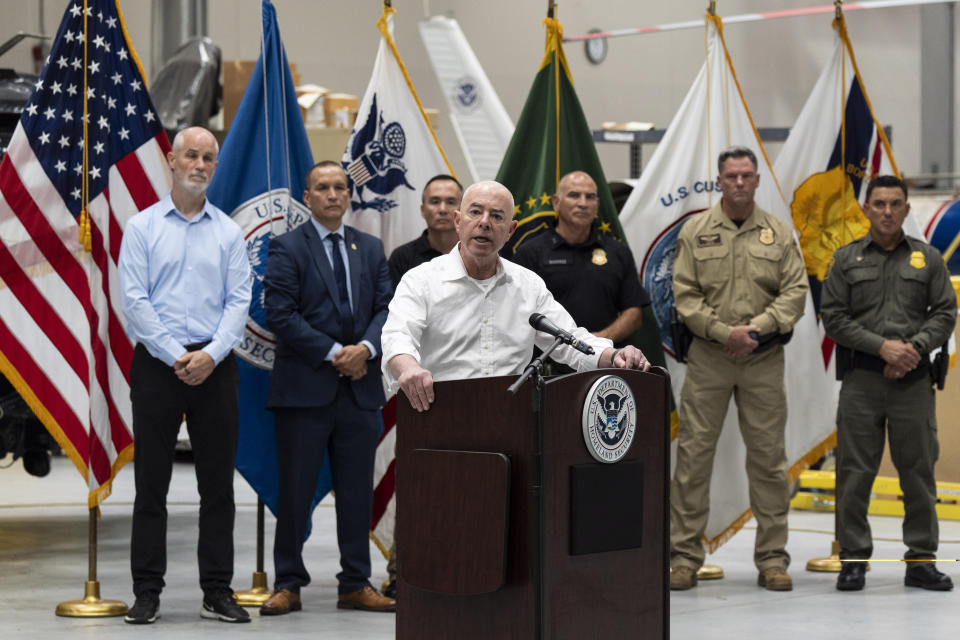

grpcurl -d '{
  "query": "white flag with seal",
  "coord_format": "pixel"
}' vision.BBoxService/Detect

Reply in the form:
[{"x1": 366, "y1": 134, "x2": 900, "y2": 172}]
[
  {"x1": 342, "y1": 1, "x2": 456, "y2": 559},
  {"x1": 618, "y1": 15, "x2": 834, "y2": 551},
  {"x1": 342, "y1": 2, "x2": 455, "y2": 257}
]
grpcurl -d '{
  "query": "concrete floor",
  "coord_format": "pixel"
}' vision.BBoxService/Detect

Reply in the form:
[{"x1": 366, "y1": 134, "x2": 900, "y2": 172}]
[{"x1": 1, "y1": 455, "x2": 958, "y2": 639}]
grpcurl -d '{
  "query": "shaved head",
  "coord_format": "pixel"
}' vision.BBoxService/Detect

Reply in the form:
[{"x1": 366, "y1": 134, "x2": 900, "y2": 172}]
[{"x1": 461, "y1": 180, "x2": 514, "y2": 213}]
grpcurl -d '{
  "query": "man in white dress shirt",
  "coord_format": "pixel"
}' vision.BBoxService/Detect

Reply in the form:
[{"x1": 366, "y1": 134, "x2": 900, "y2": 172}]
[{"x1": 382, "y1": 180, "x2": 650, "y2": 411}]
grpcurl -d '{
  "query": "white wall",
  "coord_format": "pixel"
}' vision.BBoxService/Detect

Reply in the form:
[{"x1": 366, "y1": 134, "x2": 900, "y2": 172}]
[{"x1": 0, "y1": 0, "x2": 944, "y2": 183}]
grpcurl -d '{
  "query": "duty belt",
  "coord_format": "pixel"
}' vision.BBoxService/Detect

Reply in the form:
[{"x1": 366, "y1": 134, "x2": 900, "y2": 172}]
[{"x1": 842, "y1": 347, "x2": 930, "y2": 383}]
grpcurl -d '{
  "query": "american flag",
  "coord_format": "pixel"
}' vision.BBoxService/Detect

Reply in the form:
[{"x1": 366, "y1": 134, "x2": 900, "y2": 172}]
[
  {"x1": 0, "y1": 0, "x2": 170, "y2": 507},
  {"x1": 370, "y1": 395, "x2": 396, "y2": 554}
]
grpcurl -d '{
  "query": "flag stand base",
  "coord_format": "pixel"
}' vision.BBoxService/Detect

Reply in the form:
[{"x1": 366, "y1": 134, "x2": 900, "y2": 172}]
[
  {"x1": 697, "y1": 564, "x2": 724, "y2": 580},
  {"x1": 234, "y1": 572, "x2": 271, "y2": 606},
  {"x1": 56, "y1": 508, "x2": 128, "y2": 617},
  {"x1": 233, "y1": 498, "x2": 272, "y2": 607},
  {"x1": 806, "y1": 539, "x2": 862, "y2": 573},
  {"x1": 56, "y1": 581, "x2": 128, "y2": 617}
]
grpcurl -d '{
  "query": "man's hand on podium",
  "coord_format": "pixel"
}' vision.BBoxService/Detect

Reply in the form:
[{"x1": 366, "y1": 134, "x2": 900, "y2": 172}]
[
  {"x1": 602, "y1": 345, "x2": 651, "y2": 371},
  {"x1": 389, "y1": 354, "x2": 436, "y2": 412}
]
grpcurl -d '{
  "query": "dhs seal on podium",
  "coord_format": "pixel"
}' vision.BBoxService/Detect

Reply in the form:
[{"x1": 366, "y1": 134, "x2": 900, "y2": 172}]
[{"x1": 582, "y1": 375, "x2": 637, "y2": 463}]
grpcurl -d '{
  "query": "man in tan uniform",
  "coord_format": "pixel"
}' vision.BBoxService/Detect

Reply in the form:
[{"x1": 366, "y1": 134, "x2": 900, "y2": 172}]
[
  {"x1": 822, "y1": 175, "x2": 956, "y2": 592},
  {"x1": 669, "y1": 147, "x2": 808, "y2": 591}
]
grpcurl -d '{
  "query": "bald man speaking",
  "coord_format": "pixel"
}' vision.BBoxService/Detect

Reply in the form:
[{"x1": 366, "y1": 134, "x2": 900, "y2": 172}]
[{"x1": 382, "y1": 180, "x2": 650, "y2": 412}]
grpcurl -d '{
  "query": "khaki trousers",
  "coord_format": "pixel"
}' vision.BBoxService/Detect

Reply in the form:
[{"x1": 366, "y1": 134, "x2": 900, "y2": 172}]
[{"x1": 670, "y1": 338, "x2": 791, "y2": 571}]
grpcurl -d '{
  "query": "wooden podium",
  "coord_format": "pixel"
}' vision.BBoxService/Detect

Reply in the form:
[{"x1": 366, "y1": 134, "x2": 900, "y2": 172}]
[{"x1": 395, "y1": 368, "x2": 670, "y2": 639}]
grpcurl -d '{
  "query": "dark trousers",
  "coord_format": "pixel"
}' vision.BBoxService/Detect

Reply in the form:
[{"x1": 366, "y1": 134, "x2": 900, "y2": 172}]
[
  {"x1": 272, "y1": 382, "x2": 380, "y2": 595},
  {"x1": 129, "y1": 343, "x2": 239, "y2": 596},
  {"x1": 836, "y1": 368, "x2": 940, "y2": 559}
]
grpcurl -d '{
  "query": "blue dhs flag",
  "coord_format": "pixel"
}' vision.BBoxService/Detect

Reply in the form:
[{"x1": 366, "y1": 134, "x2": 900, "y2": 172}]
[{"x1": 206, "y1": 0, "x2": 329, "y2": 518}]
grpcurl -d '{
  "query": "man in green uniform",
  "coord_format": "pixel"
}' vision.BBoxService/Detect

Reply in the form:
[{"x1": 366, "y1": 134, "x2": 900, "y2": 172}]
[
  {"x1": 821, "y1": 175, "x2": 956, "y2": 592},
  {"x1": 670, "y1": 147, "x2": 808, "y2": 592}
]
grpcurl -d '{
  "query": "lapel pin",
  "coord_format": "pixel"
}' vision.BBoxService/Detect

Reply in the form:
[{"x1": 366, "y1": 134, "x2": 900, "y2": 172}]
[{"x1": 351, "y1": 242, "x2": 357, "y2": 250}]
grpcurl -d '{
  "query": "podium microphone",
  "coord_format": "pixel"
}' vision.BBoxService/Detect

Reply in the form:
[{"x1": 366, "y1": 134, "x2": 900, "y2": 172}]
[{"x1": 529, "y1": 313, "x2": 594, "y2": 355}]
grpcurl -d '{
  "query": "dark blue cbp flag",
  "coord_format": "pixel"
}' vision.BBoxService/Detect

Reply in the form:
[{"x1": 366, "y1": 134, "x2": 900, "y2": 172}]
[{"x1": 206, "y1": 0, "x2": 329, "y2": 522}]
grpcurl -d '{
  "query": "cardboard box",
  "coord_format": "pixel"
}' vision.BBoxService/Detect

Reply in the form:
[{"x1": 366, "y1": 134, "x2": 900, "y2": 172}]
[
  {"x1": 223, "y1": 60, "x2": 300, "y2": 129},
  {"x1": 305, "y1": 126, "x2": 352, "y2": 163},
  {"x1": 297, "y1": 84, "x2": 329, "y2": 127},
  {"x1": 325, "y1": 93, "x2": 358, "y2": 129}
]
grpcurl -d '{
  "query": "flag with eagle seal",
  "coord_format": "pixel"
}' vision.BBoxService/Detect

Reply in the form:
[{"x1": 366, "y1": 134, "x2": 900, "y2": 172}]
[
  {"x1": 342, "y1": 3, "x2": 454, "y2": 257},
  {"x1": 342, "y1": 1, "x2": 456, "y2": 559}
]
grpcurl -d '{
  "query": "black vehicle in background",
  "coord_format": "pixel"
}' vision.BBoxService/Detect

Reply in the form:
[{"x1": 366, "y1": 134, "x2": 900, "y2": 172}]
[{"x1": 0, "y1": 66, "x2": 36, "y2": 155}]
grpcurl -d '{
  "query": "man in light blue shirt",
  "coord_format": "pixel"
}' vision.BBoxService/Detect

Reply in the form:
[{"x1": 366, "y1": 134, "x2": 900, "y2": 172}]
[{"x1": 117, "y1": 126, "x2": 252, "y2": 625}]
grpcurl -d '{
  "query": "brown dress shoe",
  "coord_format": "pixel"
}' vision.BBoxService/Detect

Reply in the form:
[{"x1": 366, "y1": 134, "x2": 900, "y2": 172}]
[
  {"x1": 758, "y1": 567, "x2": 793, "y2": 591},
  {"x1": 337, "y1": 586, "x2": 396, "y2": 612},
  {"x1": 260, "y1": 589, "x2": 302, "y2": 615}
]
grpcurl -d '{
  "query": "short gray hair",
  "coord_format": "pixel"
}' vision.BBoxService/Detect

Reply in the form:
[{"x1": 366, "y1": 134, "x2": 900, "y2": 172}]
[{"x1": 717, "y1": 146, "x2": 757, "y2": 174}]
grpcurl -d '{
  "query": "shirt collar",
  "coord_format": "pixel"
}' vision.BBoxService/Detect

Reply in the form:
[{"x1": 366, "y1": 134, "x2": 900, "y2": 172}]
[
  {"x1": 864, "y1": 231, "x2": 909, "y2": 253},
  {"x1": 310, "y1": 217, "x2": 345, "y2": 241},
  {"x1": 551, "y1": 227, "x2": 601, "y2": 249},
  {"x1": 708, "y1": 200, "x2": 759, "y2": 231},
  {"x1": 160, "y1": 192, "x2": 214, "y2": 222},
  {"x1": 439, "y1": 242, "x2": 508, "y2": 284}
]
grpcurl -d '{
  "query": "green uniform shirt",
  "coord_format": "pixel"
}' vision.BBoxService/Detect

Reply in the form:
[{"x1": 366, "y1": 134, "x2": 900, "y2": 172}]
[
  {"x1": 821, "y1": 233, "x2": 956, "y2": 357},
  {"x1": 672, "y1": 202, "x2": 809, "y2": 344}
]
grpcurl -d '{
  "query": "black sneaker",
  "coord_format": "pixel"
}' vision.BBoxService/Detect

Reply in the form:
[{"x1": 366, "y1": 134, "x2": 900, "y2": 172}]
[
  {"x1": 124, "y1": 592, "x2": 159, "y2": 624},
  {"x1": 201, "y1": 590, "x2": 251, "y2": 623},
  {"x1": 905, "y1": 562, "x2": 954, "y2": 591}
]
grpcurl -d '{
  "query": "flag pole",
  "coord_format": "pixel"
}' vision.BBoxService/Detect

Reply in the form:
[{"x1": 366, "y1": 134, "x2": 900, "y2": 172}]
[
  {"x1": 234, "y1": 498, "x2": 272, "y2": 606},
  {"x1": 55, "y1": 507, "x2": 128, "y2": 617},
  {"x1": 695, "y1": 0, "x2": 724, "y2": 583},
  {"x1": 804, "y1": 0, "x2": 849, "y2": 576},
  {"x1": 57, "y1": 6, "x2": 128, "y2": 612}
]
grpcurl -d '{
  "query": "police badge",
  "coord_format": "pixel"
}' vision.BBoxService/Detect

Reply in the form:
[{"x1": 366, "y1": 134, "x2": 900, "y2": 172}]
[{"x1": 591, "y1": 248, "x2": 608, "y2": 266}]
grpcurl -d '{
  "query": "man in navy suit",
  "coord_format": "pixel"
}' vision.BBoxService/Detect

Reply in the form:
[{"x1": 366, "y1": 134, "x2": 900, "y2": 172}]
[{"x1": 259, "y1": 161, "x2": 395, "y2": 614}]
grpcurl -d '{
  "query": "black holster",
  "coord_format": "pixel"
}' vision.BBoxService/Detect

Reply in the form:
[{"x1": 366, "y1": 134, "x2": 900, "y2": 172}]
[
  {"x1": 669, "y1": 306, "x2": 693, "y2": 363},
  {"x1": 932, "y1": 341, "x2": 950, "y2": 391}
]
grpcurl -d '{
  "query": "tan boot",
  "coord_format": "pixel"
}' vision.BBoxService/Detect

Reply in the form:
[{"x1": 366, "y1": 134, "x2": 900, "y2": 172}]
[
  {"x1": 758, "y1": 567, "x2": 793, "y2": 591},
  {"x1": 670, "y1": 566, "x2": 698, "y2": 591}
]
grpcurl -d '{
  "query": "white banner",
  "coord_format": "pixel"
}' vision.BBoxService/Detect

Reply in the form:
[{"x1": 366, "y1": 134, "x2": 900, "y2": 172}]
[{"x1": 418, "y1": 15, "x2": 514, "y2": 183}]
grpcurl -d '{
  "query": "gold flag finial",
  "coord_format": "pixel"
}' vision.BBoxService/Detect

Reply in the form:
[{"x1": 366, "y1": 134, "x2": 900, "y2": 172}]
[{"x1": 835, "y1": 0, "x2": 843, "y2": 19}]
